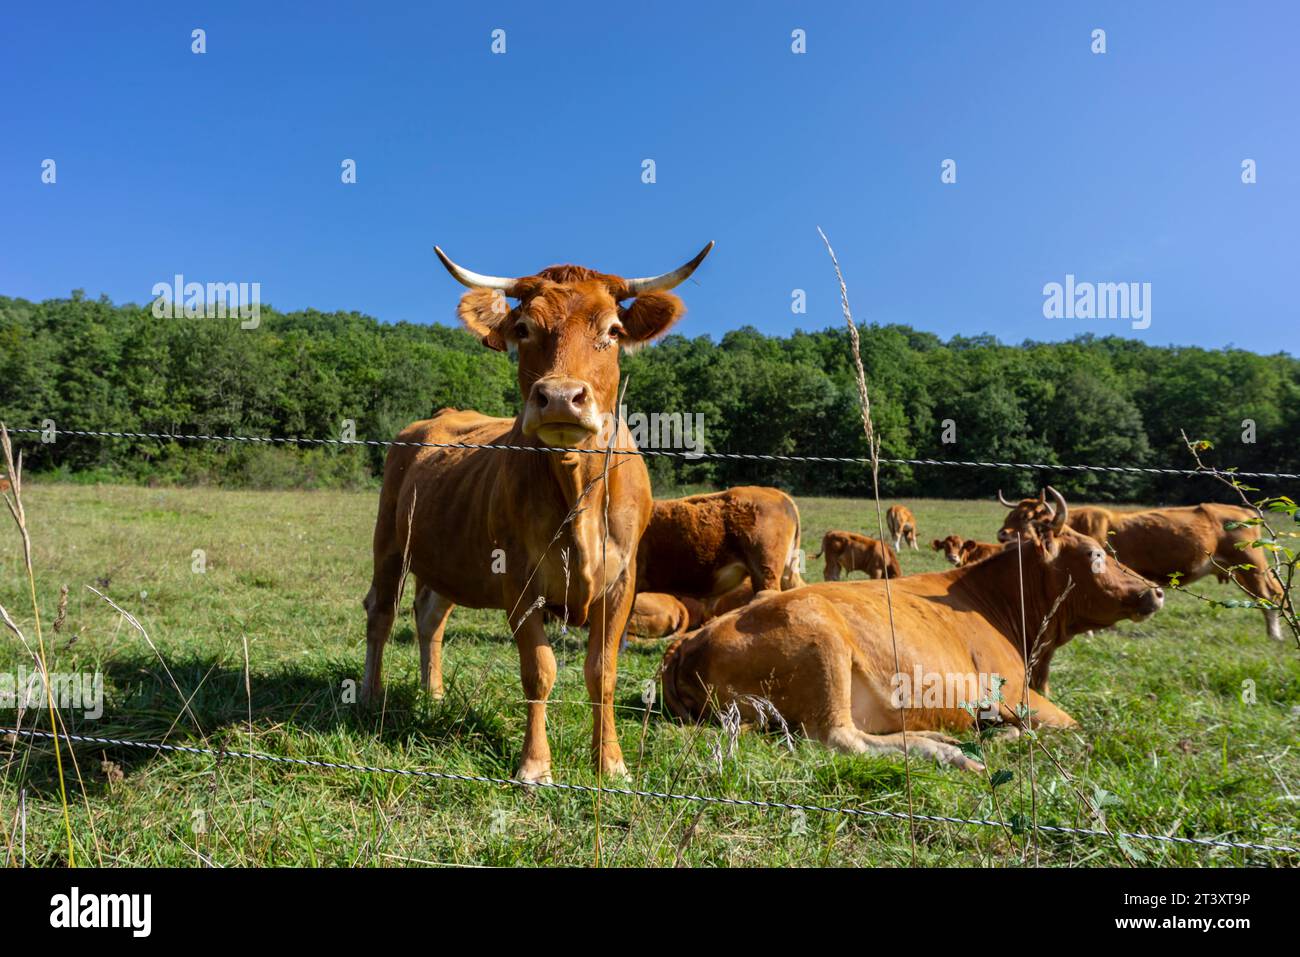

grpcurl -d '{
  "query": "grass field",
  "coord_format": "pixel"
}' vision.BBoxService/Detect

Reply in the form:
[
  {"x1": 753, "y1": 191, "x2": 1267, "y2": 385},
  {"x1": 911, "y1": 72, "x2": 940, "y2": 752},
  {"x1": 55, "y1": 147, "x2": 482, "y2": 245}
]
[{"x1": 1, "y1": 481, "x2": 1298, "y2": 867}]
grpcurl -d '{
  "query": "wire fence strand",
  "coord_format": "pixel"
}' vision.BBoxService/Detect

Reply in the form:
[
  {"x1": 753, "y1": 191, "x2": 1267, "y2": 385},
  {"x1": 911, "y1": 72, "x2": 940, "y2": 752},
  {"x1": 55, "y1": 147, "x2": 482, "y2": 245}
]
[
  {"x1": 6, "y1": 427, "x2": 1299, "y2": 479},
  {"x1": 3, "y1": 726, "x2": 1296, "y2": 856}
]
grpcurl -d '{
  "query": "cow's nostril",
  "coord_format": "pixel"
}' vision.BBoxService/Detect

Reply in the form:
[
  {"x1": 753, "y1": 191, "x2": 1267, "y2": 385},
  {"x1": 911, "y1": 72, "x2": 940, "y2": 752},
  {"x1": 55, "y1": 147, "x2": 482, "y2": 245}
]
[
  {"x1": 571, "y1": 387, "x2": 587, "y2": 406},
  {"x1": 536, "y1": 390, "x2": 548, "y2": 408}
]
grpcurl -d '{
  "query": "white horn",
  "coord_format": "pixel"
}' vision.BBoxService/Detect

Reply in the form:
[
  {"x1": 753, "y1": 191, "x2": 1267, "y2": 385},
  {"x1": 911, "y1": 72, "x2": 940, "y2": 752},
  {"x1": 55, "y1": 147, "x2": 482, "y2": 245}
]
[
  {"x1": 1045, "y1": 486, "x2": 1068, "y2": 530},
  {"x1": 622, "y1": 241, "x2": 714, "y2": 296},
  {"x1": 997, "y1": 489, "x2": 1017, "y2": 508},
  {"x1": 434, "y1": 246, "x2": 515, "y2": 291}
]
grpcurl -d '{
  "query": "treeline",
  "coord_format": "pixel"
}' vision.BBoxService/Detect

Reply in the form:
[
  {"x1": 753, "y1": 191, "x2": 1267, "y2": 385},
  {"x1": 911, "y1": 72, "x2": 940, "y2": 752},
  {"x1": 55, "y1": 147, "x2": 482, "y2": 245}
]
[{"x1": 2, "y1": 292, "x2": 1296, "y2": 503}]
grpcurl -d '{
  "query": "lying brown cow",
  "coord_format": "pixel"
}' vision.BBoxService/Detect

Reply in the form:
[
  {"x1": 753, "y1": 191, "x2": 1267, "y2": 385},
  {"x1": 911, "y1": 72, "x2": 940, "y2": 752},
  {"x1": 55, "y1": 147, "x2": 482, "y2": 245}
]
[
  {"x1": 626, "y1": 592, "x2": 708, "y2": 639},
  {"x1": 997, "y1": 488, "x2": 1284, "y2": 640},
  {"x1": 661, "y1": 489, "x2": 1163, "y2": 769},
  {"x1": 886, "y1": 504, "x2": 918, "y2": 550},
  {"x1": 363, "y1": 242, "x2": 711, "y2": 782},
  {"x1": 931, "y1": 535, "x2": 1004, "y2": 567},
  {"x1": 813, "y1": 530, "x2": 900, "y2": 581},
  {"x1": 638, "y1": 487, "x2": 805, "y2": 600}
]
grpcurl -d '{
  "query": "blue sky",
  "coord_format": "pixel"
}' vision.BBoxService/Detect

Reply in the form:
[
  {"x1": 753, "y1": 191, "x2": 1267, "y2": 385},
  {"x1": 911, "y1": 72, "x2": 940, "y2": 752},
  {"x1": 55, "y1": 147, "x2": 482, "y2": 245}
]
[{"x1": 2, "y1": 1, "x2": 1295, "y2": 352}]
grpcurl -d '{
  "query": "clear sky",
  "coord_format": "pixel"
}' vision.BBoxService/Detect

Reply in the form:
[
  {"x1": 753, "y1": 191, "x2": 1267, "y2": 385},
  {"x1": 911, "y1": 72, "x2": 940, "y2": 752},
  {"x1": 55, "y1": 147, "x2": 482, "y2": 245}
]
[{"x1": 2, "y1": 1, "x2": 1295, "y2": 352}]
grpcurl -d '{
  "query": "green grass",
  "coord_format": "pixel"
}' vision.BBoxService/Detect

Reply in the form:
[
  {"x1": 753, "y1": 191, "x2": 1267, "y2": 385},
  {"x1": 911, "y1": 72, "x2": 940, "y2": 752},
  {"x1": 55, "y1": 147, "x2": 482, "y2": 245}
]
[{"x1": 1, "y1": 483, "x2": 1297, "y2": 867}]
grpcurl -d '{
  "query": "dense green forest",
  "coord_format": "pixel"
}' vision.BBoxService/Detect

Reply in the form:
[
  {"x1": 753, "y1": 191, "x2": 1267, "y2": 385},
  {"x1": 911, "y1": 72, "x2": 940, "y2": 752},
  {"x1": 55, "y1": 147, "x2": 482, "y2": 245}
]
[{"x1": 1, "y1": 291, "x2": 1296, "y2": 503}]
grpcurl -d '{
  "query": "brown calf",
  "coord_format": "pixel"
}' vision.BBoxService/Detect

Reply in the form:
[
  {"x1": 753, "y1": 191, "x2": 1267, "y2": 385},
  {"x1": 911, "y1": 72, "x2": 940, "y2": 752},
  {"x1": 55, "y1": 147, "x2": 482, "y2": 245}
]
[
  {"x1": 931, "y1": 535, "x2": 1004, "y2": 567},
  {"x1": 813, "y1": 530, "x2": 901, "y2": 581},
  {"x1": 886, "y1": 505, "x2": 918, "y2": 551},
  {"x1": 363, "y1": 242, "x2": 711, "y2": 782}
]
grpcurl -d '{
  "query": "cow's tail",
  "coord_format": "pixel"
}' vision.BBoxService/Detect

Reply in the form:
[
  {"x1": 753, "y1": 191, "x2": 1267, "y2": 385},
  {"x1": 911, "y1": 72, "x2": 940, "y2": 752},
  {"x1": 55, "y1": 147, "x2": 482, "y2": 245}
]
[
  {"x1": 812, "y1": 531, "x2": 830, "y2": 561},
  {"x1": 785, "y1": 494, "x2": 804, "y2": 586},
  {"x1": 660, "y1": 633, "x2": 708, "y2": 723}
]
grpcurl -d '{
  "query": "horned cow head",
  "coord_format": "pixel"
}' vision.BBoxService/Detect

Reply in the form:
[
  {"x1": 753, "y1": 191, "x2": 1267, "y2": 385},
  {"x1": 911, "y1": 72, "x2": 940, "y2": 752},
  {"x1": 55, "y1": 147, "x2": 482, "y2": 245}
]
[
  {"x1": 996, "y1": 487, "x2": 1058, "y2": 543},
  {"x1": 436, "y1": 243, "x2": 712, "y2": 448},
  {"x1": 1018, "y1": 487, "x2": 1163, "y2": 634}
]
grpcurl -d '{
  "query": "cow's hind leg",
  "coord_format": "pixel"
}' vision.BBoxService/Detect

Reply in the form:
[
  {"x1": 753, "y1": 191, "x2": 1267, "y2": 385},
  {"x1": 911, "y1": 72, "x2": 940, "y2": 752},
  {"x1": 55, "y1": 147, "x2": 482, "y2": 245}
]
[
  {"x1": 826, "y1": 727, "x2": 983, "y2": 772},
  {"x1": 361, "y1": 552, "x2": 405, "y2": 707},
  {"x1": 414, "y1": 583, "x2": 455, "y2": 699}
]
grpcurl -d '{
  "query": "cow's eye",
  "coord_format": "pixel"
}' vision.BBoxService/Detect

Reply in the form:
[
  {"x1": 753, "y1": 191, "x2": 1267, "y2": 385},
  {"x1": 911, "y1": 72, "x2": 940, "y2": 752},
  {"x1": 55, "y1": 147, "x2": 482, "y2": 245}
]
[
  {"x1": 514, "y1": 322, "x2": 529, "y2": 340},
  {"x1": 607, "y1": 323, "x2": 624, "y2": 341}
]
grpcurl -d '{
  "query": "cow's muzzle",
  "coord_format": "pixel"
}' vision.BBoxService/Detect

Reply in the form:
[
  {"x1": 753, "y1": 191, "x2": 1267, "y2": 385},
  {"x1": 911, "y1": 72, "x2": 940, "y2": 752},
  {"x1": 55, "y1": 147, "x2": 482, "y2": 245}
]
[
  {"x1": 1134, "y1": 586, "x2": 1164, "y2": 619},
  {"x1": 524, "y1": 377, "x2": 601, "y2": 447}
]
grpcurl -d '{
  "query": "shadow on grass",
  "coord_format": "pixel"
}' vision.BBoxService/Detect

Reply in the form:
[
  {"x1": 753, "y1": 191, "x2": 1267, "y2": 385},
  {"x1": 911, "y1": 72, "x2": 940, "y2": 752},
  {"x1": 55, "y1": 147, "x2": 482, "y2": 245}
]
[{"x1": 4, "y1": 650, "x2": 516, "y2": 799}]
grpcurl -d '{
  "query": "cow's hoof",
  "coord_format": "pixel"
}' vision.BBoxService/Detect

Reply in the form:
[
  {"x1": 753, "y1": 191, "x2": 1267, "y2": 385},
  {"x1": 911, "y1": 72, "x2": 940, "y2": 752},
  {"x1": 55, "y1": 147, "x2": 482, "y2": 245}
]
[
  {"x1": 516, "y1": 762, "x2": 553, "y2": 786},
  {"x1": 601, "y1": 759, "x2": 630, "y2": 781},
  {"x1": 925, "y1": 740, "x2": 983, "y2": 772}
]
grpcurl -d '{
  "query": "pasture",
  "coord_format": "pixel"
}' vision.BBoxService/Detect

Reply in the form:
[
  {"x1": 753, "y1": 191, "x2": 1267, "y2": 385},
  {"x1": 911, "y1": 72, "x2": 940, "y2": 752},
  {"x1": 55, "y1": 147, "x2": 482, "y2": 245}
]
[{"x1": 1, "y1": 481, "x2": 1297, "y2": 867}]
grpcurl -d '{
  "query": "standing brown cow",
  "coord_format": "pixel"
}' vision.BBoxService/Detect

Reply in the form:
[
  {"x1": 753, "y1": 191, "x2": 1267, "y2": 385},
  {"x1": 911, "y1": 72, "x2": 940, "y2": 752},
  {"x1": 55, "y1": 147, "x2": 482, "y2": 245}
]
[
  {"x1": 363, "y1": 242, "x2": 712, "y2": 783},
  {"x1": 997, "y1": 488, "x2": 1284, "y2": 640},
  {"x1": 813, "y1": 530, "x2": 901, "y2": 581},
  {"x1": 886, "y1": 505, "x2": 918, "y2": 550},
  {"x1": 637, "y1": 487, "x2": 805, "y2": 600}
]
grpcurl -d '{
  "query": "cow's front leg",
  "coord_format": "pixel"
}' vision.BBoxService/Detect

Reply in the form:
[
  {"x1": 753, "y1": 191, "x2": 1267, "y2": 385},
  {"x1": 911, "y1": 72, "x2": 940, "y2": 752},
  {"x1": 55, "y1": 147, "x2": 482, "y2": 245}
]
[
  {"x1": 585, "y1": 575, "x2": 634, "y2": 778},
  {"x1": 514, "y1": 611, "x2": 557, "y2": 784}
]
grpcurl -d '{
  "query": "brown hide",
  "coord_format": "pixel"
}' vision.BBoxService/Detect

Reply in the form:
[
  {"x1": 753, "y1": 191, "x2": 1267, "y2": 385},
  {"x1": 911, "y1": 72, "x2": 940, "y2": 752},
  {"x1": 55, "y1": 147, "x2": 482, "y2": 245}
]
[{"x1": 637, "y1": 486, "x2": 804, "y2": 599}]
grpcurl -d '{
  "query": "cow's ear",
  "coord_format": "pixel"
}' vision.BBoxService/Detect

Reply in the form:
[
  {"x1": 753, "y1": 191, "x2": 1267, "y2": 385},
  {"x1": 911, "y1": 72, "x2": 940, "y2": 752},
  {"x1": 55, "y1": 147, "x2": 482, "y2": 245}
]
[
  {"x1": 618, "y1": 291, "x2": 685, "y2": 351},
  {"x1": 457, "y1": 289, "x2": 511, "y2": 352},
  {"x1": 930, "y1": 539, "x2": 942, "y2": 550}
]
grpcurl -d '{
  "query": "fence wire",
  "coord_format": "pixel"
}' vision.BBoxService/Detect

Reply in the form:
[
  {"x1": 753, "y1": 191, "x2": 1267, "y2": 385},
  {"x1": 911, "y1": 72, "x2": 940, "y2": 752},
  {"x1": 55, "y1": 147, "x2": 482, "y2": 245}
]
[
  {"x1": 6, "y1": 426, "x2": 1299, "y2": 480},
  {"x1": 3, "y1": 422, "x2": 1297, "y2": 862},
  {"x1": 4, "y1": 726, "x2": 1297, "y2": 856}
]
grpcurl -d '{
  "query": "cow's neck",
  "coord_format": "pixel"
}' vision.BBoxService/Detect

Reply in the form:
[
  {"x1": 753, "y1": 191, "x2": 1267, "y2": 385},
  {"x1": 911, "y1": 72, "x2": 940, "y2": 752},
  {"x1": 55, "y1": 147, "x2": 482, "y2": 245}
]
[
  {"x1": 951, "y1": 546, "x2": 1071, "y2": 690},
  {"x1": 509, "y1": 419, "x2": 624, "y2": 577}
]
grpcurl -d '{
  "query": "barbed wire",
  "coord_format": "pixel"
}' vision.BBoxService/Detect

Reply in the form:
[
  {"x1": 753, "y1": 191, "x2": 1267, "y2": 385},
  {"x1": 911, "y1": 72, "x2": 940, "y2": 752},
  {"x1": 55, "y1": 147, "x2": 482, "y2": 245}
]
[
  {"x1": 6, "y1": 427, "x2": 1298, "y2": 480},
  {"x1": 3, "y1": 726, "x2": 1296, "y2": 856}
]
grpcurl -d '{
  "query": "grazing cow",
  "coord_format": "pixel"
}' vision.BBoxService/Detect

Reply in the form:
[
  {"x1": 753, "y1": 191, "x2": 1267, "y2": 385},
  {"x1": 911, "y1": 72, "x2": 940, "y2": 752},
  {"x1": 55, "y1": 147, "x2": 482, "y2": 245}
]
[
  {"x1": 931, "y1": 535, "x2": 1004, "y2": 567},
  {"x1": 886, "y1": 505, "x2": 918, "y2": 550},
  {"x1": 637, "y1": 487, "x2": 805, "y2": 600},
  {"x1": 813, "y1": 530, "x2": 900, "y2": 581},
  {"x1": 627, "y1": 592, "x2": 707, "y2": 639},
  {"x1": 363, "y1": 242, "x2": 712, "y2": 782},
  {"x1": 661, "y1": 489, "x2": 1164, "y2": 769},
  {"x1": 997, "y1": 488, "x2": 1284, "y2": 640}
]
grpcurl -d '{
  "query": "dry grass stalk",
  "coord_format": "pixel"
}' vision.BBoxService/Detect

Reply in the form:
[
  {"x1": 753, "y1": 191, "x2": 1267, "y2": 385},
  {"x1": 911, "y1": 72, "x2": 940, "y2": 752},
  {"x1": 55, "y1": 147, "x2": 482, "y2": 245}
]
[
  {"x1": 815, "y1": 228, "x2": 917, "y2": 863},
  {"x1": 0, "y1": 423, "x2": 78, "y2": 865}
]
